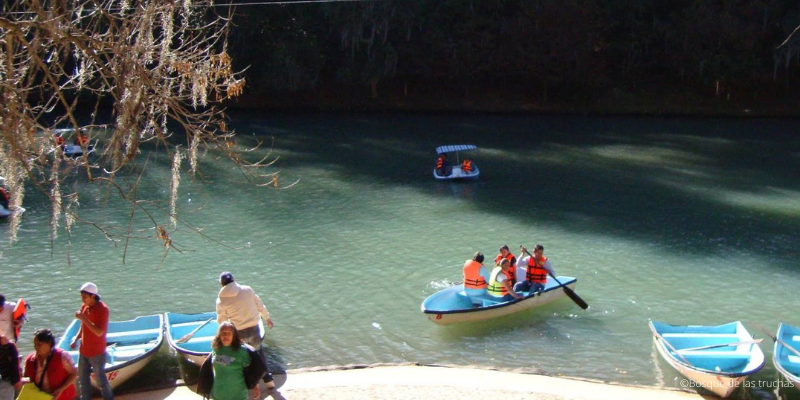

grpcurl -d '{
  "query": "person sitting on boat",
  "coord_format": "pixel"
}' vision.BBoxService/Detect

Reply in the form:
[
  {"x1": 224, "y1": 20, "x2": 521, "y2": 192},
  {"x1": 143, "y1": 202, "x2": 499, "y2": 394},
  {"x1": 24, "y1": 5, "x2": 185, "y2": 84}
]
[
  {"x1": 21, "y1": 329, "x2": 78, "y2": 400},
  {"x1": 461, "y1": 158, "x2": 473, "y2": 174},
  {"x1": 435, "y1": 153, "x2": 451, "y2": 177},
  {"x1": 487, "y1": 258, "x2": 523, "y2": 301},
  {"x1": 54, "y1": 132, "x2": 66, "y2": 148},
  {"x1": 74, "y1": 131, "x2": 89, "y2": 147},
  {"x1": 515, "y1": 245, "x2": 555, "y2": 294},
  {"x1": 462, "y1": 252, "x2": 489, "y2": 305},
  {"x1": 494, "y1": 245, "x2": 517, "y2": 287}
]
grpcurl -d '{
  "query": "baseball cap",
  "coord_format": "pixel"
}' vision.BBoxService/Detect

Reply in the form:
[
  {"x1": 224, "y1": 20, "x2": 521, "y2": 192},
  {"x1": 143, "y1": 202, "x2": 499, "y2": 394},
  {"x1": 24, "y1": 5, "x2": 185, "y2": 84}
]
[
  {"x1": 219, "y1": 272, "x2": 234, "y2": 285},
  {"x1": 80, "y1": 282, "x2": 98, "y2": 295}
]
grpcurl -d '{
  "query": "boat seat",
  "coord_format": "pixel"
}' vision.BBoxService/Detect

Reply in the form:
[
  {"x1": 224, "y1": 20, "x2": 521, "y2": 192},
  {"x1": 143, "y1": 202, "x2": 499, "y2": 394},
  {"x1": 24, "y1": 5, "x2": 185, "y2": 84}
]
[
  {"x1": 106, "y1": 328, "x2": 161, "y2": 343},
  {"x1": 680, "y1": 350, "x2": 750, "y2": 357},
  {"x1": 661, "y1": 333, "x2": 739, "y2": 338},
  {"x1": 172, "y1": 320, "x2": 215, "y2": 328},
  {"x1": 109, "y1": 348, "x2": 148, "y2": 363}
]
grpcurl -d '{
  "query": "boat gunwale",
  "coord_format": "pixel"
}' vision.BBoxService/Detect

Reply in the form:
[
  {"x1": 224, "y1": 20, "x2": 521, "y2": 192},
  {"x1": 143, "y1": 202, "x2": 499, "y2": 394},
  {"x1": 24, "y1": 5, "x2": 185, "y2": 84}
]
[{"x1": 773, "y1": 323, "x2": 800, "y2": 382}]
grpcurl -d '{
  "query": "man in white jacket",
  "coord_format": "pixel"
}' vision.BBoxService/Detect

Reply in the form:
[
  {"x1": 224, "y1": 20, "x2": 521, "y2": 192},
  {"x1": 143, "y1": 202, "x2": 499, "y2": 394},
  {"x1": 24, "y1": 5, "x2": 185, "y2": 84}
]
[{"x1": 216, "y1": 272, "x2": 275, "y2": 388}]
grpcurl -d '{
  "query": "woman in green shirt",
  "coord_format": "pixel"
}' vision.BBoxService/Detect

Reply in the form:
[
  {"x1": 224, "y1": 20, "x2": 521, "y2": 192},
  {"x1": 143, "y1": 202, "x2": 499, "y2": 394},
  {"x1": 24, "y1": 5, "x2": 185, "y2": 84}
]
[{"x1": 210, "y1": 322, "x2": 259, "y2": 400}]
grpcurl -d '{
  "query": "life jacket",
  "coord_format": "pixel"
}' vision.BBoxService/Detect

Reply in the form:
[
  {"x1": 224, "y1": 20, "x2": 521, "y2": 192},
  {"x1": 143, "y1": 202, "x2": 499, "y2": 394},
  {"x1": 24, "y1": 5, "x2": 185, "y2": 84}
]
[
  {"x1": 24, "y1": 349, "x2": 78, "y2": 400},
  {"x1": 526, "y1": 256, "x2": 548, "y2": 284},
  {"x1": 75, "y1": 135, "x2": 89, "y2": 146},
  {"x1": 461, "y1": 159, "x2": 472, "y2": 173},
  {"x1": 12, "y1": 298, "x2": 27, "y2": 341},
  {"x1": 55, "y1": 136, "x2": 65, "y2": 146},
  {"x1": 436, "y1": 156, "x2": 445, "y2": 169},
  {"x1": 462, "y1": 260, "x2": 487, "y2": 289},
  {"x1": 487, "y1": 267, "x2": 508, "y2": 297},
  {"x1": 494, "y1": 253, "x2": 516, "y2": 286}
]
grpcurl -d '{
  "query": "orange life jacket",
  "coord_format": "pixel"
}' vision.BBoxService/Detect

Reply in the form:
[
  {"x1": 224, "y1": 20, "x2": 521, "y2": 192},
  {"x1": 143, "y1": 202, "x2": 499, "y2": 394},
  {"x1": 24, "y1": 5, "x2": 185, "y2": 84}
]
[
  {"x1": 494, "y1": 253, "x2": 516, "y2": 286},
  {"x1": 463, "y1": 260, "x2": 487, "y2": 289},
  {"x1": 12, "y1": 298, "x2": 27, "y2": 341},
  {"x1": 526, "y1": 256, "x2": 548, "y2": 284},
  {"x1": 76, "y1": 134, "x2": 89, "y2": 145},
  {"x1": 461, "y1": 159, "x2": 472, "y2": 172},
  {"x1": 55, "y1": 136, "x2": 65, "y2": 146},
  {"x1": 436, "y1": 156, "x2": 445, "y2": 169}
]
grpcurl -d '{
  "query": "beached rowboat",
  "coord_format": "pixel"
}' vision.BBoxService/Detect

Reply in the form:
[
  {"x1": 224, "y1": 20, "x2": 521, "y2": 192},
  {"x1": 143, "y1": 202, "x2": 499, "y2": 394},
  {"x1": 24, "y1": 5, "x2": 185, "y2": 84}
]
[
  {"x1": 649, "y1": 320, "x2": 765, "y2": 398},
  {"x1": 773, "y1": 323, "x2": 800, "y2": 387},
  {"x1": 165, "y1": 312, "x2": 218, "y2": 366},
  {"x1": 56, "y1": 314, "x2": 164, "y2": 389},
  {"x1": 421, "y1": 276, "x2": 578, "y2": 325}
]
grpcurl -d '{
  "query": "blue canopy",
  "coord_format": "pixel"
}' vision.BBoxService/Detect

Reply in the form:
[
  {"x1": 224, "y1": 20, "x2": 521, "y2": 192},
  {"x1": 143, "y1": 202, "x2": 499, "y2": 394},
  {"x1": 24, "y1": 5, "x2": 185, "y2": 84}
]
[{"x1": 435, "y1": 144, "x2": 477, "y2": 155}]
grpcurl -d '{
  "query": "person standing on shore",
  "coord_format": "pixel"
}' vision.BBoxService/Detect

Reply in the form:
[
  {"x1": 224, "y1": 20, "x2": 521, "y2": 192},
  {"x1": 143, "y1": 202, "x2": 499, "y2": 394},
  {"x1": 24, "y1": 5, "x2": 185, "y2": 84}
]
[
  {"x1": 22, "y1": 329, "x2": 78, "y2": 400},
  {"x1": 70, "y1": 282, "x2": 113, "y2": 400},
  {"x1": 0, "y1": 295, "x2": 19, "y2": 342},
  {"x1": 0, "y1": 334, "x2": 22, "y2": 400},
  {"x1": 216, "y1": 272, "x2": 276, "y2": 389}
]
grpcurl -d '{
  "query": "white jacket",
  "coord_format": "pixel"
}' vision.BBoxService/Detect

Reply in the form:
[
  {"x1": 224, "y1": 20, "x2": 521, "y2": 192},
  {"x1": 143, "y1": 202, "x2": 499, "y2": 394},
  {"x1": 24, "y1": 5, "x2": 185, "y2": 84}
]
[{"x1": 216, "y1": 282, "x2": 271, "y2": 330}]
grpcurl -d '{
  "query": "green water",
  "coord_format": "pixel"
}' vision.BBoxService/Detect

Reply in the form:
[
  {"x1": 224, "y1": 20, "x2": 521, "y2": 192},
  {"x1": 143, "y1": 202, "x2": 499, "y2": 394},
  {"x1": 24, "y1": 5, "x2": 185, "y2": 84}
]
[{"x1": 2, "y1": 113, "x2": 799, "y2": 398}]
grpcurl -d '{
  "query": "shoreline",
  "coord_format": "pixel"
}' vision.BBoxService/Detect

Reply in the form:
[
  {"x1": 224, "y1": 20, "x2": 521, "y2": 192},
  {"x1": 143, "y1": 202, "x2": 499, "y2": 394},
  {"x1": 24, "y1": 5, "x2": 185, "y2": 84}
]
[{"x1": 116, "y1": 363, "x2": 706, "y2": 400}]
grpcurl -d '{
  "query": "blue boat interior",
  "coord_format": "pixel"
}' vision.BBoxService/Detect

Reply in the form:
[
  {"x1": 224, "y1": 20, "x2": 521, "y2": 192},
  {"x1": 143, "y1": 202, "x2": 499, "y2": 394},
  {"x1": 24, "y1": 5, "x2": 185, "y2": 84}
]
[
  {"x1": 652, "y1": 321, "x2": 757, "y2": 373},
  {"x1": 422, "y1": 276, "x2": 577, "y2": 312},
  {"x1": 777, "y1": 324, "x2": 800, "y2": 377},
  {"x1": 166, "y1": 312, "x2": 218, "y2": 353},
  {"x1": 57, "y1": 314, "x2": 163, "y2": 366}
]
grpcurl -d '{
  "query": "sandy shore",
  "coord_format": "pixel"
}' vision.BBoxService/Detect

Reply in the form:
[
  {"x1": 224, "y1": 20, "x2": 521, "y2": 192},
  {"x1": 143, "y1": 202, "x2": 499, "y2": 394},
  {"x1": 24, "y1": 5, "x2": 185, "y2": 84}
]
[{"x1": 115, "y1": 364, "x2": 705, "y2": 400}]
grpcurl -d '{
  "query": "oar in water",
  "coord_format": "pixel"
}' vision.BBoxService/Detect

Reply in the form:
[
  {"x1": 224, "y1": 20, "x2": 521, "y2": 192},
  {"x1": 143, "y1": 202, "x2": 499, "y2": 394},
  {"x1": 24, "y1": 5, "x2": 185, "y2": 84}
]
[
  {"x1": 521, "y1": 247, "x2": 588, "y2": 310},
  {"x1": 756, "y1": 323, "x2": 800, "y2": 358},
  {"x1": 177, "y1": 318, "x2": 214, "y2": 344},
  {"x1": 677, "y1": 338, "x2": 764, "y2": 353}
]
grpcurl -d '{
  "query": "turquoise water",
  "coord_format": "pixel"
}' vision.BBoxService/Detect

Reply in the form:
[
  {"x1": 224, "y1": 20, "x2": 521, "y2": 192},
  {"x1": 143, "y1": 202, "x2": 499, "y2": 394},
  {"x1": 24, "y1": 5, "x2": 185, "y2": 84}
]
[{"x1": 2, "y1": 113, "x2": 799, "y2": 398}]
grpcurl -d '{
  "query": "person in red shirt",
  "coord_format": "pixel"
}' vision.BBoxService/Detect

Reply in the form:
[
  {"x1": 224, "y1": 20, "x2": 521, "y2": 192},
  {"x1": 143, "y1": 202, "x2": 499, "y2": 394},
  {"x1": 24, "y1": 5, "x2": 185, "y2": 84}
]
[
  {"x1": 70, "y1": 282, "x2": 113, "y2": 400},
  {"x1": 22, "y1": 329, "x2": 77, "y2": 400}
]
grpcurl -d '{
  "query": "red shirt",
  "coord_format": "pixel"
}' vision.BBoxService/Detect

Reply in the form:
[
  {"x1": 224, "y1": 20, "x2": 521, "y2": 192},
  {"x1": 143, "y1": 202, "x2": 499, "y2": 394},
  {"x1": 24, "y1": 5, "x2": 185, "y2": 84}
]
[{"x1": 79, "y1": 301, "x2": 109, "y2": 357}]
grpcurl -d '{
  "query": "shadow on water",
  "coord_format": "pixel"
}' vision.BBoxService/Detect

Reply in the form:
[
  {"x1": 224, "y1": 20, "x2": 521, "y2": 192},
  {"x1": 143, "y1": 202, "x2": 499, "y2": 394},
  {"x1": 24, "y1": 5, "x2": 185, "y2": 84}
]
[{"x1": 230, "y1": 112, "x2": 800, "y2": 266}]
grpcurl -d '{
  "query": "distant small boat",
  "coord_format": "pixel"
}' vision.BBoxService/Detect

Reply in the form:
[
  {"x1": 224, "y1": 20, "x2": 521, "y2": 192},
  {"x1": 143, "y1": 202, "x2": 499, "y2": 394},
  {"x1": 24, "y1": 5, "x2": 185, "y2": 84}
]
[
  {"x1": 62, "y1": 143, "x2": 95, "y2": 157},
  {"x1": 773, "y1": 323, "x2": 800, "y2": 387},
  {"x1": 421, "y1": 276, "x2": 578, "y2": 325},
  {"x1": 165, "y1": 312, "x2": 218, "y2": 366},
  {"x1": 56, "y1": 314, "x2": 164, "y2": 389},
  {"x1": 649, "y1": 320, "x2": 765, "y2": 398},
  {"x1": 433, "y1": 144, "x2": 480, "y2": 180}
]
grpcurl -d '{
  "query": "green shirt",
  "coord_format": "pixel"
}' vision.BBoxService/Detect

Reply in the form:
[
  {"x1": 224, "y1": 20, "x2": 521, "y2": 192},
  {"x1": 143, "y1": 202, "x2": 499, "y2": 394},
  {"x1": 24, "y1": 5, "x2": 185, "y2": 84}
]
[{"x1": 211, "y1": 345, "x2": 251, "y2": 400}]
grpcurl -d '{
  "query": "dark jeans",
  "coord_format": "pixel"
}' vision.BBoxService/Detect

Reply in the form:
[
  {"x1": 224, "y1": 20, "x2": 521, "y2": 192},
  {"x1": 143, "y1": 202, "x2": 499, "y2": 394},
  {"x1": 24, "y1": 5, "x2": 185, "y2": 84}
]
[
  {"x1": 78, "y1": 353, "x2": 113, "y2": 400},
  {"x1": 238, "y1": 325, "x2": 274, "y2": 383},
  {"x1": 513, "y1": 281, "x2": 545, "y2": 294}
]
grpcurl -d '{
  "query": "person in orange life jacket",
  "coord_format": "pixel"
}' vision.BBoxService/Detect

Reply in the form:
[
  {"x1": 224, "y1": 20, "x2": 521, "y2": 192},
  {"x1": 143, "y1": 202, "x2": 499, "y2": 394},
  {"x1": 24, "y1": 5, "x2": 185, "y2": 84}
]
[
  {"x1": 70, "y1": 282, "x2": 113, "y2": 400},
  {"x1": 74, "y1": 131, "x2": 89, "y2": 146},
  {"x1": 0, "y1": 333, "x2": 21, "y2": 400},
  {"x1": 435, "y1": 153, "x2": 451, "y2": 176},
  {"x1": 487, "y1": 258, "x2": 523, "y2": 301},
  {"x1": 494, "y1": 245, "x2": 517, "y2": 287},
  {"x1": 462, "y1": 252, "x2": 490, "y2": 305},
  {"x1": 0, "y1": 295, "x2": 23, "y2": 343},
  {"x1": 22, "y1": 329, "x2": 78, "y2": 400},
  {"x1": 514, "y1": 244, "x2": 556, "y2": 294},
  {"x1": 461, "y1": 158, "x2": 473, "y2": 173},
  {"x1": 54, "y1": 132, "x2": 66, "y2": 148}
]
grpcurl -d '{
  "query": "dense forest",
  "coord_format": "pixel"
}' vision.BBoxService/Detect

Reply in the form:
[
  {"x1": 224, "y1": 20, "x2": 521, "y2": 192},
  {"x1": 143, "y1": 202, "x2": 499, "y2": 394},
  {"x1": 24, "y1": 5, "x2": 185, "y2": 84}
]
[{"x1": 223, "y1": 0, "x2": 800, "y2": 115}]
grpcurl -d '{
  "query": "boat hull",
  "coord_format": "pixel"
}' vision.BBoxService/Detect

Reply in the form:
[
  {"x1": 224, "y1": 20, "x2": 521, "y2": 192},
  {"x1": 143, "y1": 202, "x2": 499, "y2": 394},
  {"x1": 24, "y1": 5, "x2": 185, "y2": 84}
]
[
  {"x1": 774, "y1": 323, "x2": 800, "y2": 388},
  {"x1": 650, "y1": 320, "x2": 765, "y2": 398},
  {"x1": 56, "y1": 314, "x2": 164, "y2": 390},
  {"x1": 433, "y1": 166, "x2": 480, "y2": 180},
  {"x1": 421, "y1": 276, "x2": 577, "y2": 325}
]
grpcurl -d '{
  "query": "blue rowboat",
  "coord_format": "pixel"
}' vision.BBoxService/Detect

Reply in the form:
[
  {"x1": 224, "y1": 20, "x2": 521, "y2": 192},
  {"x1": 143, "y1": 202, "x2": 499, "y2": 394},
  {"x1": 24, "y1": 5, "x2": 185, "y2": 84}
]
[
  {"x1": 433, "y1": 144, "x2": 480, "y2": 180},
  {"x1": 165, "y1": 312, "x2": 265, "y2": 366},
  {"x1": 165, "y1": 312, "x2": 218, "y2": 366},
  {"x1": 649, "y1": 320, "x2": 765, "y2": 398},
  {"x1": 56, "y1": 314, "x2": 164, "y2": 389},
  {"x1": 421, "y1": 276, "x2": 578, "y2": 325},
  {"x1": 773, "y1": 323, "x2": 800, "y2": 387}
]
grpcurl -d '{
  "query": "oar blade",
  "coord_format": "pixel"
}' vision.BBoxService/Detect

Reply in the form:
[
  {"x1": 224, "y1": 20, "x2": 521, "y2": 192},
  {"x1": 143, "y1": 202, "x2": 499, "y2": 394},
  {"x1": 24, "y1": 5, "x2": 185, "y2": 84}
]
[{"x1": 562, "y1": 286, "x2": 589, "y2": 309}]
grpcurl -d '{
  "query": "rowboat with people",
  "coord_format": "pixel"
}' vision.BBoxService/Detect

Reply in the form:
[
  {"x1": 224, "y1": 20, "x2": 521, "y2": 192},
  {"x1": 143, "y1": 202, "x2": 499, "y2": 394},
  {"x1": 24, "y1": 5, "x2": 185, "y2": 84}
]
[
  {"x1": 433, "y1": 144, "x2": 480, "y2": 180},
  {"x1": 770, "y1": 323, "x2": 800, "y2": 387},
  {"x1": 649, "y1": 320, "x2": 765, "y2": 398},
  {"x1": 56, "y1": 314, "x2": 164, "y2": 389},
  {"x1": 421, "y1": 276, "x2": 579, "y2": 325}
]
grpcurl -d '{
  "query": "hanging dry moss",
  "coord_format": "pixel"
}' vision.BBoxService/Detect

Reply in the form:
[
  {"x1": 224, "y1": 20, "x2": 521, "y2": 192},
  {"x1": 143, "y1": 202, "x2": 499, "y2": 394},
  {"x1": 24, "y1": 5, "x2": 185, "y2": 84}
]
[{"x1": 0, "y1": 0, "x2": 283, "y2": 257}]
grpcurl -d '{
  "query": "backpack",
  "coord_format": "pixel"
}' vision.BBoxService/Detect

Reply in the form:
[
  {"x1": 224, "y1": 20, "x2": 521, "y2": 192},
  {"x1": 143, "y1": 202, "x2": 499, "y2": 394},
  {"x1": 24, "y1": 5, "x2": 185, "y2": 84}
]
[{"x1": 243, "y1": 344, "x2": 268, "y2": 389}]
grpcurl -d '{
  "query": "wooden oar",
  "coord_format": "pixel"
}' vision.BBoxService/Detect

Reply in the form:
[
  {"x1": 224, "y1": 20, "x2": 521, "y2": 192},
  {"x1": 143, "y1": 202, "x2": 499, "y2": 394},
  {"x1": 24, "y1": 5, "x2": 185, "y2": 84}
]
[
  {"x1": 756, "y1": 323, "x2": 800, "y2": 358},
  {"x1": 677, "y1": 338, "x2": 763, "y2": 353},
  {"x1": 648, "y1": 324, "x2": 692, "y2": 365},
  {"x1": 176, "y1": 318, "x2": 214, "y2": 344},
  {"x1": 522, "y1": 248, "x2": 588, "y2": 310}
]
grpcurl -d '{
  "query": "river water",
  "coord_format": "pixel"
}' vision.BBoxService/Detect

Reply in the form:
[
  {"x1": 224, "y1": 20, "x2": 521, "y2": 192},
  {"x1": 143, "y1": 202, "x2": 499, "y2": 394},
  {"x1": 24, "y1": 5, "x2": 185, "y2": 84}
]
[{"x1": 2, "y1": 113, "x2": 799, "y2": 399}]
